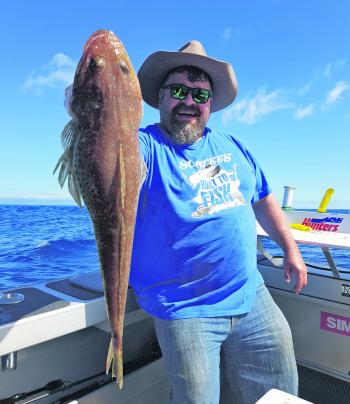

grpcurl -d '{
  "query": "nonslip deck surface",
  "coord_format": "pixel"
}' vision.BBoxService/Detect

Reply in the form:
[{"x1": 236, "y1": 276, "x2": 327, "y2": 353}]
[
  {"x1": 46, "y1": 278, "x2": 104, "y2": 300},
  {"x1": 0, "y1": 287, "x2": 68, "y2": 325}
]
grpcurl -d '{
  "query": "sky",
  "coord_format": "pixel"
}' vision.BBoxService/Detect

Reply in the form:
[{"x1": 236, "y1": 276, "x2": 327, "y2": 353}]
[{"x1": 0, "y1": 0, "x2": 349, "y2": 209}]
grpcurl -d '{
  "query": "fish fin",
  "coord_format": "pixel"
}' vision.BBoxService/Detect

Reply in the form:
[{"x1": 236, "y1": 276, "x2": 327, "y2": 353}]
[
  {"x1": 106, "y1": 338, "x2": 123, "y2": 389},
  {"x1": 53, "y1": 120, "x2": 83, "y2": 207},
  {"x1": 106, "y1": 338, "x2": 114, "y2": 376},
  {"x1": 116, "y1": 349, "x2": 123, "y2": 389},
  {"x1": 67, "y1": 170, "x2": 83, "y2": 207},
  {"x1": 60, "y1": 119, "x2": 77, "y2": 150}
]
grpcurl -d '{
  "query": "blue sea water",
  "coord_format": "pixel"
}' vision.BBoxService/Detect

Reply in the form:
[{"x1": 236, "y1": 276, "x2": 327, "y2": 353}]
[
  {"x1": 0, "y1": 205, "x2": 349, "y2": 291},
  {"x1": 0, "y1": 205, "x2": 99, "y2": 291}
]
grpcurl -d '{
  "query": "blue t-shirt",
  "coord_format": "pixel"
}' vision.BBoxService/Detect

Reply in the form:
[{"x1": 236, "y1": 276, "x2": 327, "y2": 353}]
[{"x1": 129, "y1": 124, "x2": 272, "y2": 319}]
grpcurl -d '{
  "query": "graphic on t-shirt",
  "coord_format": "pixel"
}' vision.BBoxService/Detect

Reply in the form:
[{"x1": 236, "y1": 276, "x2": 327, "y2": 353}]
[{"x1": 188, "y1": 163, "x2": 246, "y2": 217}]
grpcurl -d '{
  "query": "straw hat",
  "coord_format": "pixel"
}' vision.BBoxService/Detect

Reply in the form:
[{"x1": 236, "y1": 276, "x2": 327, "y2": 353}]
[{"x1": 137, "y1": 40, "x2": 237, "y2": 112}]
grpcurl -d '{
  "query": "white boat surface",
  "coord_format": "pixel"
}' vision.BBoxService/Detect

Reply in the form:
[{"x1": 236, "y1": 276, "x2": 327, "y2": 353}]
[{"x1": 1, "y1": 197, "x2": 349, "y2": 403}]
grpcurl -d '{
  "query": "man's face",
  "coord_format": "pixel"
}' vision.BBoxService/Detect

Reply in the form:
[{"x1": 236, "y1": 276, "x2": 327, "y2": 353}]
[{"x1": 159, "y1": 72, "x2": 212, "y2": 145}]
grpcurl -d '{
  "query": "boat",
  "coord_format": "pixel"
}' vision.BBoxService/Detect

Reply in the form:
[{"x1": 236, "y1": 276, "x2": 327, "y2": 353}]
[{"x1": 1, "y1": 187, "x2": 349, "y2": 403}]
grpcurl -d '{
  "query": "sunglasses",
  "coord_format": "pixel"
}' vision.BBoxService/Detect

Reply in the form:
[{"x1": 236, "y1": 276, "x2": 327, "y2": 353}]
[{"x1": 161, "y1": 84, "x2": 212, "y2": 104}]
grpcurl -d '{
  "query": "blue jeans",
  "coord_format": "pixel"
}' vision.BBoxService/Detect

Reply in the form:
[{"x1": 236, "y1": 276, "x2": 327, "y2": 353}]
[{"x1": 154, "y1": 283, "x2": 298, "y2": 404}]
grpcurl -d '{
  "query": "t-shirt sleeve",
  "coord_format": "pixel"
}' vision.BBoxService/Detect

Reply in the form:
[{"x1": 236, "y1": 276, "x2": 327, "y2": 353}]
[
  {"x1": 248, "y1": 154, "x2": 272, "y2": 204},
  {"x1": 138, "y1": 129, "x2": 151, "y2": 167},
  {"x1": 229, "y1": 135, "x2": 272, "y2": 204},
  {"x1": 138, "y1": 128, "x2": 152, "y2": 188}
]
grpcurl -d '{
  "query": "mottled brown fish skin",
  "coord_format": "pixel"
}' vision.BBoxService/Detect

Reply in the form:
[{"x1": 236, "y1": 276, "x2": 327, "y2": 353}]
[{"x1": 70, "y1": 30, "x2": 142, "y2": 388}]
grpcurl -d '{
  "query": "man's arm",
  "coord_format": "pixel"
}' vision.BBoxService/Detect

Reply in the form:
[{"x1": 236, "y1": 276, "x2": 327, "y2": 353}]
[{"x1": 253, "y1": 193, "x2": 307, "y2": 294}]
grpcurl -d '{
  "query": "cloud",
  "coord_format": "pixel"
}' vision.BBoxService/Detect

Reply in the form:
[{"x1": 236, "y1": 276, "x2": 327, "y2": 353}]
[
  {"x1": 297, "y1": 60, "x2": 347, "y2": 96},
  {"x1": 223, "y1": 27, "x2": 232, "y2": 40},
  {"x1": 325, "y1": 81, "x2": 348, "y2": 106},
  {"x1": 23, "y1": 53, "x2": 76, "y2": 91},
  {"x1": 222, "y1": 87, "x2": 291, "y2": 125},
  {"x1": 294, "y1": 104, "x2": 314, "y2": 120},
  {"x1": 335, "y1": 59, "x2": 347, "y2": 70},
  {"x1": 316, "y1": 60, "x2": 347, "y2": 80},
  {"x1": 50, "y1": 53, "x2": 76, "y2": 69},
  {"x1": 222, "y1": 27, "x2": 246, "y2": 40},
  {"x1": 297, "y1": 81, "x2": 312, "y2": 96},
  {"x1": 322, "y1": 63, "x2": 332, "y2": 78}
]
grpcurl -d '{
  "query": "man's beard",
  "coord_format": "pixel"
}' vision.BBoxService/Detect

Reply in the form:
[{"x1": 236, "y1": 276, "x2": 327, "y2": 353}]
[{"x1": 161, "y1": 105, "x2": 205, "y2": 145}]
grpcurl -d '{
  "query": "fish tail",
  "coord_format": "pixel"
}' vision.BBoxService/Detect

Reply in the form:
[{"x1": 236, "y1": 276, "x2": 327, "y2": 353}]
[
  {"x1": 106, "y1": 338, "x2": 124, "y2": 389},
  {"x1": 106, "y1": 338, "x2": 114, "y2": 376},
  {"x1": 116, "y1": 349, "x2": 123, "y2": 389},
  {"x1": 53, "y1": 120, "x2": 82, "y2": 207}
]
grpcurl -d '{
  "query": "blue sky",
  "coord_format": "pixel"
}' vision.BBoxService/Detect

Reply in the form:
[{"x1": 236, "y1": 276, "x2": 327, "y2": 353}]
[{"x1": 0, "y1": 0, "x2": 349, "y2": 208}]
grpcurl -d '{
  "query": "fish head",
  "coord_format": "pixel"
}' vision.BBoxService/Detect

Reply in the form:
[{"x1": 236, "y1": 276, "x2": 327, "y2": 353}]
[{"x1": 71, "y1": 30, "x2": 141, "y2": 127}]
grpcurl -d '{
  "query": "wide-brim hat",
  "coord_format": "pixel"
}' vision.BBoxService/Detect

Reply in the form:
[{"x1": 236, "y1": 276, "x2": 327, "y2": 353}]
[{"x1": 137, "y1": 40, "x2": 237, "y2": 113}]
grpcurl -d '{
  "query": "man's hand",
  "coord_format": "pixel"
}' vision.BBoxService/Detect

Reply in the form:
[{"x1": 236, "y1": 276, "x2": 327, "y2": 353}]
[
  {"x1": 253, "y1": 193, "x2": 308, "y2": 294},
  {"x1": 283, "y1": 247, "x2": 307, "y2": 294}
]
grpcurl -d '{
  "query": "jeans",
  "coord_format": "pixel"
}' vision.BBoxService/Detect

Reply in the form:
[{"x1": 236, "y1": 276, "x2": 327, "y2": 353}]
[{"x1": 154, "y1": 283, "x2": 298, "y2": 404}]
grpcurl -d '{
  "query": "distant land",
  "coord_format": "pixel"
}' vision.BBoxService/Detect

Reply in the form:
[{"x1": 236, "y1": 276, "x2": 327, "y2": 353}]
[
  {"x1": 0, "y1": 193, "x2": 75, "y2": 206},
  {"x1": 0, "y1": 198, "x2": 75, "y2": 206}
]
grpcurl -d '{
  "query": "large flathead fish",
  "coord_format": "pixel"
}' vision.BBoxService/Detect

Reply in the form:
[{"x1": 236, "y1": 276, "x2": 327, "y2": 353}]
[{"x1": 54, "y1": 30, "x2": 143, "y2": 388}]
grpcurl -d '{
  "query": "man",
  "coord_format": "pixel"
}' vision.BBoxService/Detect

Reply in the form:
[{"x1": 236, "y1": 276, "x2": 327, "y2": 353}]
[
  {"x1": 65, "y1": 40, "x2": 307, "y2": 403},
  {"x1": 130, "y1": 41, "x2": 307, "y2": 404}
]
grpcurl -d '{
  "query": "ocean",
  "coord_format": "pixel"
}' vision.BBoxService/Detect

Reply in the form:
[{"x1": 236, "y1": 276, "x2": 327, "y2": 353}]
[
  {"x1": 0, "y1": 205, "x2": 99, "y2": 291},
  {"x1": 0, "y1": 205, "x2": 349, "y2": 291}
]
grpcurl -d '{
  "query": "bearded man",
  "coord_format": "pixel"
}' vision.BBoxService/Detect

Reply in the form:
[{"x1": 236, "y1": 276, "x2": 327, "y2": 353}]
[
  {"x1": 64, "y1": 40, "x2": 307, "y2": 404},
  {"x1": 128, "y1": 41, "x2": 307, "y2": 404}
]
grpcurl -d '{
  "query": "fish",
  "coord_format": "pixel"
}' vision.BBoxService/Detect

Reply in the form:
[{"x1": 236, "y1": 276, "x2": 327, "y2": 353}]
[{"x1": 54, "y1": 29, "x2": 143, "y2": 389}]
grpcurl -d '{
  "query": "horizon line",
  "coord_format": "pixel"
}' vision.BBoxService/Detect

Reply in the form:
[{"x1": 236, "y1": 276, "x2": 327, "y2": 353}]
[{"x1": 0, "y1": 197, "x2": 348, "y2": 210}]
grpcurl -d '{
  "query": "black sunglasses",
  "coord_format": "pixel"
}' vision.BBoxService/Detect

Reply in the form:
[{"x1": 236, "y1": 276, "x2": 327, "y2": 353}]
[{"x1": 161, "y1": 84, "x2": 212, "y2": 104}]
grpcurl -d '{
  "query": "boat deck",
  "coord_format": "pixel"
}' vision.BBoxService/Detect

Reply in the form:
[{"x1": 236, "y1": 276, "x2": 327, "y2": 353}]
[{"x1": 1, "y1": 212, "x2": 350, "y2": 403}]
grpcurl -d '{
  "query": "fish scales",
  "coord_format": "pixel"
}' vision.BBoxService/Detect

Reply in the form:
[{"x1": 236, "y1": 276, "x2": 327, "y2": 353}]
[{"x1": 54, "y1": 30, "x2": 143, "y2": 389}]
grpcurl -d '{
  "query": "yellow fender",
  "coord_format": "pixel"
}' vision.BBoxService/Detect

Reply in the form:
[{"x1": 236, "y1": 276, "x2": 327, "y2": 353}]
[{"x1": 318, "y1": 188, "x2": 335, "y2": 213}]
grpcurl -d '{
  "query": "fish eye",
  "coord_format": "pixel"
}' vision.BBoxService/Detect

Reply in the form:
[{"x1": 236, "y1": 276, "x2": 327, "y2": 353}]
[
  {"x1": 119, "y1": 60, "x2": 130, "y2": 75},
  {"x1": 89, "y1": 57, "x2": 105, "y2": 70},
  {"x1": 89, "y1": 58, "x2": 97, "y2": 69}
]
